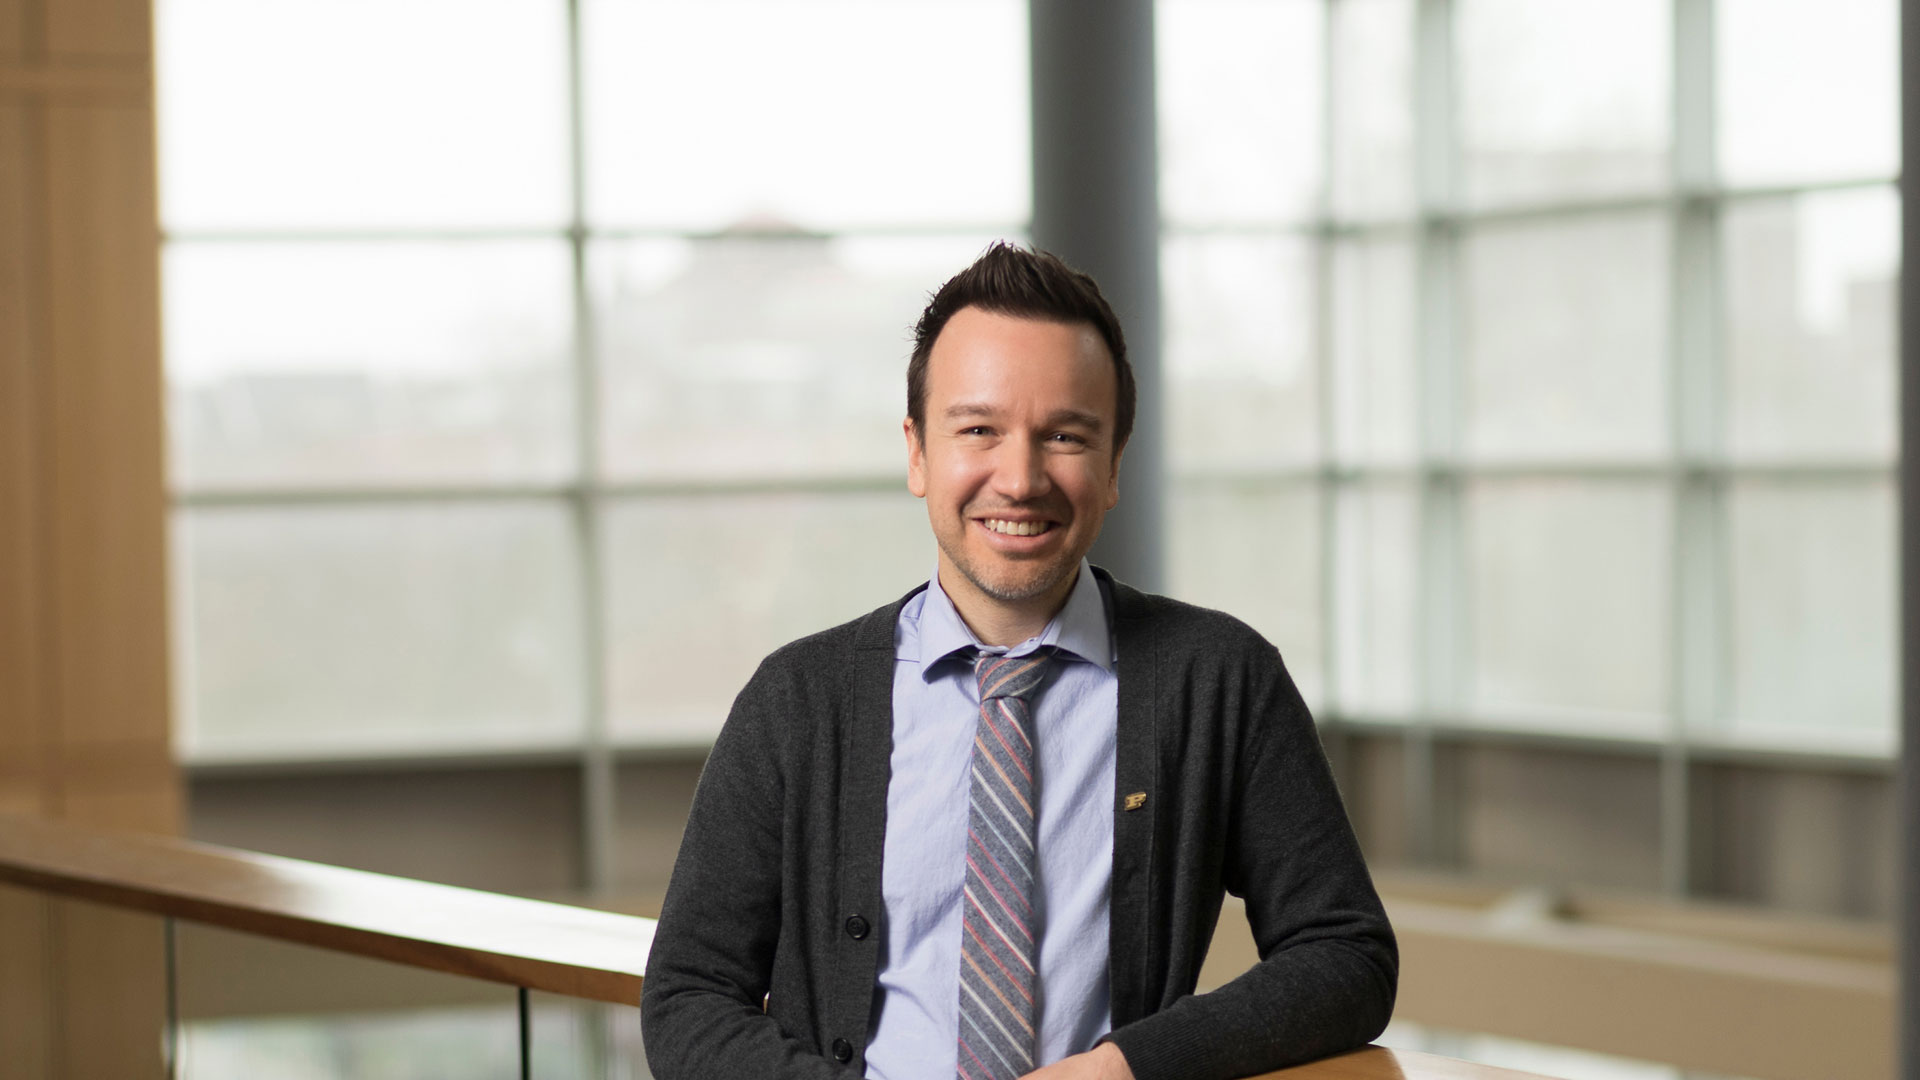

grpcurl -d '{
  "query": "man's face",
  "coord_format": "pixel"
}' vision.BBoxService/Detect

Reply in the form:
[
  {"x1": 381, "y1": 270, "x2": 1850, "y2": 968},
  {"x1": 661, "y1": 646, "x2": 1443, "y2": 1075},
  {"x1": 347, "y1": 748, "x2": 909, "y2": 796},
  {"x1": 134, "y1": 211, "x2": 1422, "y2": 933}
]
[{"x1": 906, "y1": 306, "x2": 1122, "y2": 624}]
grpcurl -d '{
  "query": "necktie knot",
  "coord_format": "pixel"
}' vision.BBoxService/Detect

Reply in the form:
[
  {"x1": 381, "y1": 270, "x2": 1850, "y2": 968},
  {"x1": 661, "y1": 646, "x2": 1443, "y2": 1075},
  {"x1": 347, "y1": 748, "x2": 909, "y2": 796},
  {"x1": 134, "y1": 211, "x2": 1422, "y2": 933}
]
[{"x1": 974, "y1": 649, "x2": 1053, "y2": 704}]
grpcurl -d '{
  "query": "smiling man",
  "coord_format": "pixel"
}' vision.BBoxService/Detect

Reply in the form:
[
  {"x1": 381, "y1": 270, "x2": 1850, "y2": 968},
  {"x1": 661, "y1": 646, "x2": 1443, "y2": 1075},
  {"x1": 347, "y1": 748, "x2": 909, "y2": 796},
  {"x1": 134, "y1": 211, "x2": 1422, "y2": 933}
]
[{"x1": 641, "y1": 244, "x2": 1397, "y2": 1080}]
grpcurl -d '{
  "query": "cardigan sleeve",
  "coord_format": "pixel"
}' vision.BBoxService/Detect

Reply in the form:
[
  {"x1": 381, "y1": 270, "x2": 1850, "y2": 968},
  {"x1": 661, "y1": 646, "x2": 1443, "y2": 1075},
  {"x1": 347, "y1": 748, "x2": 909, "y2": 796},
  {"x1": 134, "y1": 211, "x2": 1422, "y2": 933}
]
[
  {"x1": 1105, "y1": 639, "x2": 1399, "y2": 1080},
  {"x1": 639, "y1": 657, "x2": 861, "y2": 1080}
]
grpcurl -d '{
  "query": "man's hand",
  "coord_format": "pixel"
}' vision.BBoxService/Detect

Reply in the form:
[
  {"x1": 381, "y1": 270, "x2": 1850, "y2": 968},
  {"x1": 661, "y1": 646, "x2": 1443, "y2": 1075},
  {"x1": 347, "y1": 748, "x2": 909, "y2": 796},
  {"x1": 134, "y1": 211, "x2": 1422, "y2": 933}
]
[{"x1": 1019, "y1": 1041, "x2": 1134, "y2": 1080}]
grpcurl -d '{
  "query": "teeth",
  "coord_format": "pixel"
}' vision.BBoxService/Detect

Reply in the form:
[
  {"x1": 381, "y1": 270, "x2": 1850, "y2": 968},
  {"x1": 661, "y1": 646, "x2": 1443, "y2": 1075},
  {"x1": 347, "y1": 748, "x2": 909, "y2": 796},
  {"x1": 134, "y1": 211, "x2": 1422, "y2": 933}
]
[{"x1": 985, "y1": 519, "x2": 1051, "y2": 537}]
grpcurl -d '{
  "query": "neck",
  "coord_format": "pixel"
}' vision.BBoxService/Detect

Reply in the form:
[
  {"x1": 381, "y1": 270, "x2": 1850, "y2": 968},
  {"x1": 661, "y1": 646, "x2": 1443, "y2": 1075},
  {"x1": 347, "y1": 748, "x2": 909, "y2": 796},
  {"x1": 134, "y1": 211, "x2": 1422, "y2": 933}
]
[{"x1": 939, "y1": 564, "x2": 1079, "y2": 647}]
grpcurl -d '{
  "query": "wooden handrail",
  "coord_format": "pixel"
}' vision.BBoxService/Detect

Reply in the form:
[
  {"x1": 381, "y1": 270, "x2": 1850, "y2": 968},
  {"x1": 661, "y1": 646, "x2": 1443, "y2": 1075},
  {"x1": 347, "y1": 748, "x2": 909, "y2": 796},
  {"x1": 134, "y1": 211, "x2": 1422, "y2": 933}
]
[
  {"x1": 0, "y1": 814, "x2": 1560, "y2": 1078},
  {"x1": 0, "y1": 813, "x2": 652, "y2": 1005}
]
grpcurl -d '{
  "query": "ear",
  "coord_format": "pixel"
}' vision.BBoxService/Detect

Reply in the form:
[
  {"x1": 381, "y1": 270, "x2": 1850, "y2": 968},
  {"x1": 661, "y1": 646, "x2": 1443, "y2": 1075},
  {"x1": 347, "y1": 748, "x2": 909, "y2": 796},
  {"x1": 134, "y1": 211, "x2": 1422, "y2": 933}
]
[
  {"x1": 1105, "y1": 442, "x2": 1124, "y2": 509},
  {"x1": 905, "y1": 417, "x2": 928, "y2": 498}
]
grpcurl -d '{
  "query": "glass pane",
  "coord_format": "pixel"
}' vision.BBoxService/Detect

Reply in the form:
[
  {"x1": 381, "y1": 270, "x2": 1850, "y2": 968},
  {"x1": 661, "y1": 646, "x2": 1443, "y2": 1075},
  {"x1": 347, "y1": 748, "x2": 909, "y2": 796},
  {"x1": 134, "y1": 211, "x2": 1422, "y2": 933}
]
[
  {"x1": 1166, "y1": 482, "x2": 1323, "y2": 707},
  {"x1": 156, "y1": 0, "x2": 568, "y2": 229},
  {"x1": 165, "y1": 242, "x2": 574, "y2": 490},
  {"x1": 583, "y1": 0, "x2": 1028, "y2": 231},
  {"x1": 175, "y1": 503, "x2": 583, "y2": 760},
  {"x1": 1724, "y1": 481, "x2": 1894, "y2": 752},
  {"x1": 593, "y1": 234, "x2": 1000, "y2": 480},
  {"x1": 1718, "y1": 0, "x2": 1898, "y2": 187},
  {"x1": 605, "y1": 491, "x2": 930, "y2": 744},
  {"x1": 1724, "y1": 187, "x2": 1898, "y2": 462},
  {"x1": 1466, "y1": 479, "x2": 1670, "y2": 731},
  {"x1": 1331, "y1": 234, "x2": 1417, "y2": 464},
  {"x1": 1456, "y1": 0, "x2": 1669, "y2": 208},
  {"x1": 597, "y1": 997, "x2": 647, "y2": 1079},
  {"x1": 183, "y1": 1010, "x2": 534, "y2": 1079},
  {"x1": 1333, "y1": 481, "x2": 1417, "y2": 717},
  {"x1": 1462, "y1": 213, "x2": 1670, "y2": 461},
  {"x1": 1163, "y1": 234, "x2": 1318, "y2": 470},
  {"x1": 526, "y1": 993, "x2": 623, "y2": 1080},
  {"x1": 1158, "y1": 0, "x2": 1323, "y2": 225},
  {"x1": 177, "y1": 925, "x2": 529, "y2": 1080},
  {"x1": 1330, "y1": 0, "x2": 1414, "y2": 221}
]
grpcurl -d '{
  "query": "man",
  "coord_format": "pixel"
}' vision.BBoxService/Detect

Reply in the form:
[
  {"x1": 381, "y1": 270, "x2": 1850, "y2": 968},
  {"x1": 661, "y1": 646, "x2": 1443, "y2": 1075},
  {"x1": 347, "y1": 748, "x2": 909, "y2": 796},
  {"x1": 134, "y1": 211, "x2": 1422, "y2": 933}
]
[{"x1": 641, "y1": 244, "x2": 1396, "y2": 1080}]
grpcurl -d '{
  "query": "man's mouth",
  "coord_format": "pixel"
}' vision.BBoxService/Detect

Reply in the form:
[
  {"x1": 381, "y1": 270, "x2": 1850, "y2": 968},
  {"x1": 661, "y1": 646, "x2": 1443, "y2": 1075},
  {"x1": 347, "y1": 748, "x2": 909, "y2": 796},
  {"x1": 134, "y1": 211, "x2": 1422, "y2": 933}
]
[{"x1": 981, "y1": 518, "x2": 1056, "y2": 537}]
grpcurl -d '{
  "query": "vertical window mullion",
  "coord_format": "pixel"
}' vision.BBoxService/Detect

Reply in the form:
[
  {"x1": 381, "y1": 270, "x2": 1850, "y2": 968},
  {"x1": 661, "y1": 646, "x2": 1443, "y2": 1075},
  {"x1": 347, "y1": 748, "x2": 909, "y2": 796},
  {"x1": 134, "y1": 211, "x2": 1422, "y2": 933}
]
[
  {"x1": 1665, "y1": 0, "x2": 1724, "y2": 897},
  {"x1": 565, "y1": 0, "x2": 617, "y2": 894},
  {"x1": 1410, "y1": 0, "x2": 1462, "y2": 865},
  {"x1": 1317, "y1": 1, "x2": 1343, "y2": 730}
]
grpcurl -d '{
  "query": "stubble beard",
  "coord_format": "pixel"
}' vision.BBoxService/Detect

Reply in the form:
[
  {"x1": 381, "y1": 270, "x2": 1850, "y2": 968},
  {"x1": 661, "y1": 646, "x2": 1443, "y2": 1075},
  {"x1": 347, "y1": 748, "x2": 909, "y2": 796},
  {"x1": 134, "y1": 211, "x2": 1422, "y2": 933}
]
[{"x1": 938, "y1": 522, "x2": 1084, "y2": 607}]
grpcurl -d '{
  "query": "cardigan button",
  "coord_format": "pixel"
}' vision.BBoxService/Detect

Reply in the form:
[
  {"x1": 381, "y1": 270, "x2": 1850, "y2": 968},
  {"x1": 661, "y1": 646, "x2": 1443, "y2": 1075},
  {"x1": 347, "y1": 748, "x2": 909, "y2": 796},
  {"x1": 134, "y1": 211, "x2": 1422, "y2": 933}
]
[
  {"x1": 845, "y1": 914, "x2": 870, "y2": 940},
  {"x1": 831, "y1": 1037, "x2": 853, "y2": 1063}
]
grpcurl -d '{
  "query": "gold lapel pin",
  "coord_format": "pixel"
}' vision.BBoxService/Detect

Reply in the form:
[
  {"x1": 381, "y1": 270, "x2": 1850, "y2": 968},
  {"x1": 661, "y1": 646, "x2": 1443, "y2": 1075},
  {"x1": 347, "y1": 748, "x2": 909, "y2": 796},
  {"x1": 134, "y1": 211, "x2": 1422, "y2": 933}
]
[{"x1": 1123, "y1": 792, "x2": 1147, "y2": 811}]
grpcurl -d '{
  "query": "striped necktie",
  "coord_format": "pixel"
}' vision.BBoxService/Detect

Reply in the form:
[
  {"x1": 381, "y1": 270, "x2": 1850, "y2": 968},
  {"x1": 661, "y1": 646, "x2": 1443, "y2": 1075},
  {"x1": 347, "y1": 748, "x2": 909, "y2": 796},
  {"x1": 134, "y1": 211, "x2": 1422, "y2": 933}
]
[{"x1": 957, "y1": 648, "x2": 1053, "y2": 1080}]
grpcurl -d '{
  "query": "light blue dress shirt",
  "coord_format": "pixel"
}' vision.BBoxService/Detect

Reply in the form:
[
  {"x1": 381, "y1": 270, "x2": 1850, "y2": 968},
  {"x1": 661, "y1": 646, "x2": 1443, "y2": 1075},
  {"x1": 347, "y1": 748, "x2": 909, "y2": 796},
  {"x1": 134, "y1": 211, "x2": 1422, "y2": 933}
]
[{"x1": 864, "y1": 560, "x2": 1118, "y2": 1080}]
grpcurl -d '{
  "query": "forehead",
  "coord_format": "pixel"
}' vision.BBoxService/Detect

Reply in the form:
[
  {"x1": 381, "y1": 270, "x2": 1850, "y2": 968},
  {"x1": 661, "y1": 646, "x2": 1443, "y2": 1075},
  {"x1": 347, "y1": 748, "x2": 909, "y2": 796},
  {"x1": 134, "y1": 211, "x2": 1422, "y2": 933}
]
[{"x1": 924, "y1": 307, "x2": 1116, "y2": 415}]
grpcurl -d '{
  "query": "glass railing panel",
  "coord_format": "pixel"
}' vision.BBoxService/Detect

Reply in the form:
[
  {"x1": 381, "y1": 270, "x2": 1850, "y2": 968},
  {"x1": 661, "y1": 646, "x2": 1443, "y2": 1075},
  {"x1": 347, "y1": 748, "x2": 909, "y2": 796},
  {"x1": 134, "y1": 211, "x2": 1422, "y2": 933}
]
[
  {"x1": 174, "y1": 921, "x2": 526, "y2": 1080},
  {"x1": 525, "y1": 990, "x2": 651, "y2": 1079}
]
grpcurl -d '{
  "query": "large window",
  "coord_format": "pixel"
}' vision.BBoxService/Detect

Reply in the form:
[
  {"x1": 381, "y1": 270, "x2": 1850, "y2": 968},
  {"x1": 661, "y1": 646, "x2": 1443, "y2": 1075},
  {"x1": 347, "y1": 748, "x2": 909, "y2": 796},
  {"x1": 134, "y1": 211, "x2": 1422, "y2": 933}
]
[
  {"x1": 162, "y1": 0, "x2": 1897, "y2": 787},
  {"x1": 1156, "y1": 0, "x2": 1899, "y2": 761},
  {"x1": 160, "y1": 0, "x2": 1028, "y2": 763}
]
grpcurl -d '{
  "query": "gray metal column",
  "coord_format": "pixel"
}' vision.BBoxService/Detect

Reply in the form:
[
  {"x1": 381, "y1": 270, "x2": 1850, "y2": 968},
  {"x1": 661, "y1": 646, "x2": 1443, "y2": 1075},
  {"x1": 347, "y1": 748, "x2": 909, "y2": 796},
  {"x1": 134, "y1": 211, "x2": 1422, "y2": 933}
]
[
  {"x1": 1902, "y1": 1, "x2": 1920, "y2": 1075},
  {"x1": 1029, "y1": 0, "x2": 1164, "y2": 591}
]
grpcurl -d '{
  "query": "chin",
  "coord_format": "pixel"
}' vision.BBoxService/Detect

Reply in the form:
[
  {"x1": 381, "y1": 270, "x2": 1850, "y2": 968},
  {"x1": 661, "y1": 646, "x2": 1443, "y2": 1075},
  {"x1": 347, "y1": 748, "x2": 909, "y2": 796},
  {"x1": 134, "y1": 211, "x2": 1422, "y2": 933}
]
[{"x1": 965, "y1": 557, "x2": 1079, "y2": 605}]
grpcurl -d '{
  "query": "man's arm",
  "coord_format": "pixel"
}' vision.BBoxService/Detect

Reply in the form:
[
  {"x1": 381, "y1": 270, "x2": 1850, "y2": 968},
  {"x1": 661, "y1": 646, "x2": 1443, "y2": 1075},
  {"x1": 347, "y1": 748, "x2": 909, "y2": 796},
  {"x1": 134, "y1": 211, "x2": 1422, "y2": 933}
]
[
  {"x1": 639, "y1": 662, "x2": 857, "y2": 1080},
  {"x1": 1103, "y1": 641, "x2": 1398, "y2": 1080}
]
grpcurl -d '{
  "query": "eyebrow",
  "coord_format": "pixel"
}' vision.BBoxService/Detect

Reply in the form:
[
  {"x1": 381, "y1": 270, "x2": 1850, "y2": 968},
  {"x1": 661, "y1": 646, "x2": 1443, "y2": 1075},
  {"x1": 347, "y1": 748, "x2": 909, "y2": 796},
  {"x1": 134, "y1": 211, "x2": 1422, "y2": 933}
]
[{"x1": 942, "y1": 403, "x2": 1106, "y2": 432}]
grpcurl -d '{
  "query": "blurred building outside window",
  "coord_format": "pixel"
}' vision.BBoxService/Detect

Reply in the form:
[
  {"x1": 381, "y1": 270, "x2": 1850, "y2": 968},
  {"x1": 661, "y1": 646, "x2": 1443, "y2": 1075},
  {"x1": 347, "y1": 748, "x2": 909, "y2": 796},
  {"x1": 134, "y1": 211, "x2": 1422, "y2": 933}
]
[
  {"x1": 1157, "y1": 0, "x2": 1898, "y2": 762},
  {"x1": 158, "y1": 0, "x2": 1898, "y2": 780},
  {"x1": 160, "y1": 0, "x2": 1029, "y2": 760}
]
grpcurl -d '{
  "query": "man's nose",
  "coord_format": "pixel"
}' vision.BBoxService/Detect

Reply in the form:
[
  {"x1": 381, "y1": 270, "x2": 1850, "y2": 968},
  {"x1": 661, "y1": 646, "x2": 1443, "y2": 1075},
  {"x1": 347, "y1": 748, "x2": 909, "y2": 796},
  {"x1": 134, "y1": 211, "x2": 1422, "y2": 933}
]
[{"x1": 991, "y1": 437, "x2": 1051, "y2": 502}]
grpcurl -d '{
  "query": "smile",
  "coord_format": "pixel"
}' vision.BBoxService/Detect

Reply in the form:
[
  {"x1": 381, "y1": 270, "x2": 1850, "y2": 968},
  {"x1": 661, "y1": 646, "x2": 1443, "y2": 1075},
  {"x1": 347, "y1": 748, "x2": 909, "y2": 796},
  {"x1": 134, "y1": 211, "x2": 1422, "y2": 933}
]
[{"x1": 982, "y1": 518, "x2": 1055, "y2": 537}]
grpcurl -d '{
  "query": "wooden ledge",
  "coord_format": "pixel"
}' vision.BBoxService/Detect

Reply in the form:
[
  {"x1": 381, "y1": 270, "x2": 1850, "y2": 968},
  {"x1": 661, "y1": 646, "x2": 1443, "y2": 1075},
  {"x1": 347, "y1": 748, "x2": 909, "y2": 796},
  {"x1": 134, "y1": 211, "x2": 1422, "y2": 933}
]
[{"x1": 0, "y1": 813, "x2": 653, "y2": 1005}]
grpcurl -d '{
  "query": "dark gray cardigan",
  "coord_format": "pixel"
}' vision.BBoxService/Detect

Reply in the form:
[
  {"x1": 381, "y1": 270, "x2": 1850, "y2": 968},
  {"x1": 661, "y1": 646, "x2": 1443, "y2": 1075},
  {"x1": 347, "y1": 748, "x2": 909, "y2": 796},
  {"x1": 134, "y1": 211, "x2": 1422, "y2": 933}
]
[{"x1": 641, "y1": 569, "x2": 1396, "y2": 1080}]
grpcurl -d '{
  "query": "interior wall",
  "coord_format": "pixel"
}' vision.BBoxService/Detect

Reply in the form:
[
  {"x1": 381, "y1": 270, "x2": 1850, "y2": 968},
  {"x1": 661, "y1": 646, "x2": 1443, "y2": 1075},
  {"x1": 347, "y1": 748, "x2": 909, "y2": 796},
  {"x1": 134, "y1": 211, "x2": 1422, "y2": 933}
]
[
  {"x1": 1693, "y1": 762, "x2": 1897, "y2": 920},
  {"x1": 190, "y1": 765, "x2": 586, "y2": 898},
  {"x1": 612, "y1": 755, "x2": 705, "y2": 901},
  {"x1": 1444, "y1": 742, "x2": 1666, "y2": 893},
  {"x1": 180, "y1": 737, "x2": 1894, "y2": 931},
  {"x1": 1336, "y1": 730, "x2": 1409, "y2": 864},
  {"x1": 186, "y1": 756, "x2": 714, "y2": 908},
  {"x1": 1329, "y1": 731, "x2": 1893, "y2": 919}
]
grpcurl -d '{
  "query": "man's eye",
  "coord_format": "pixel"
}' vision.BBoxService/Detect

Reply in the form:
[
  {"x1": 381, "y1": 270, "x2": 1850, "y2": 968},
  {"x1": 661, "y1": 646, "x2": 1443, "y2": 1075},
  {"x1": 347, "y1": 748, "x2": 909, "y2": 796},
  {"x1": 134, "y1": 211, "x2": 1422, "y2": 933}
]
[
  {"x1": 960, "y1": 426, "x2": 991, "y2": 436},
  {"x1": 1050, "y1": 432, "x2": 1088, "y2": 445}
]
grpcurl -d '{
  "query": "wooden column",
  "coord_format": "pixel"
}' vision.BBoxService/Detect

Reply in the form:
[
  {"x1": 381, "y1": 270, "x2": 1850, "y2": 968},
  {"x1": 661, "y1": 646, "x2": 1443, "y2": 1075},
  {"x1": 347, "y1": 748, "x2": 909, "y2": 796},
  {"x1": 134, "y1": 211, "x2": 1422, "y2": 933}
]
[{"x1": 0, "y1": 0, "x2": 180, "y2": 1075}]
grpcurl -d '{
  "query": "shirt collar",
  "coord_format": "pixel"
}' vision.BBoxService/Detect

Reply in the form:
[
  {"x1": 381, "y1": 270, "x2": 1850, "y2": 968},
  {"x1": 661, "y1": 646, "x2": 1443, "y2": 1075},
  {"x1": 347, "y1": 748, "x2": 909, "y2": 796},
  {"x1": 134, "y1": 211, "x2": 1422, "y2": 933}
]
[{"x1": 913, "y1": 558, "x2": 1114, "y2": 679}]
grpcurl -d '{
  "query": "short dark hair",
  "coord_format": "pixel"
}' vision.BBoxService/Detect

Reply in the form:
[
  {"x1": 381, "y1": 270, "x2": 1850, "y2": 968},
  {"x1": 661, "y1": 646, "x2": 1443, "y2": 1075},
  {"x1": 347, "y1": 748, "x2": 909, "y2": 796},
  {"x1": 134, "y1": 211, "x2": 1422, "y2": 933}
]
[{"x1": 908, "y1": 242, "x2": 1134, "y2": 455}]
